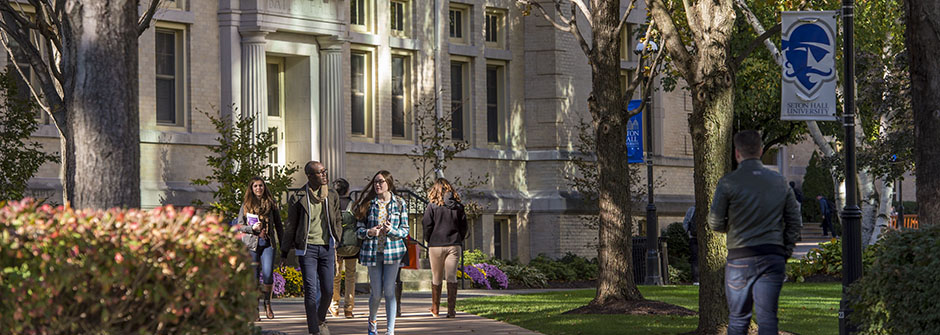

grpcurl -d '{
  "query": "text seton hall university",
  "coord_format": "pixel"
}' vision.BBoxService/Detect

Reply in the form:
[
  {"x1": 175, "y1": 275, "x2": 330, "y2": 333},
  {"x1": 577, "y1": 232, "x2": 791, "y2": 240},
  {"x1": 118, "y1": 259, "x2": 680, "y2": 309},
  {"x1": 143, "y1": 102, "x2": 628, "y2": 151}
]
[{"x1": 785, "y1": 102, "x2": 830, "y2": 115}]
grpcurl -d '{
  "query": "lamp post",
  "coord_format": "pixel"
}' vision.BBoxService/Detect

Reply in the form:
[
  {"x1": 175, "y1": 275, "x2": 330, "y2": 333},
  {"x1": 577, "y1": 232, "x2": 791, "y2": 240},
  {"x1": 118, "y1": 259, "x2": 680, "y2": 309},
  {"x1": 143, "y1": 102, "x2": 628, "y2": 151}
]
[
  {"x1": 839, "y1": 0, "x2": 863, "y2": 333},
  {"x1": 635, "y1": 40, "x2": 663, "y2": 286}
]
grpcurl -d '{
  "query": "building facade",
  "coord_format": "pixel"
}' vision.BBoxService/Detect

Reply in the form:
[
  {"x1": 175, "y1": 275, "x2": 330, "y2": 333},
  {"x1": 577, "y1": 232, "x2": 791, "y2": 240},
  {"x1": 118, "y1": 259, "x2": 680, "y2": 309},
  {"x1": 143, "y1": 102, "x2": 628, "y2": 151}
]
[{"x1": 13, "y1": 0, "x2": 713, "y2": 262}]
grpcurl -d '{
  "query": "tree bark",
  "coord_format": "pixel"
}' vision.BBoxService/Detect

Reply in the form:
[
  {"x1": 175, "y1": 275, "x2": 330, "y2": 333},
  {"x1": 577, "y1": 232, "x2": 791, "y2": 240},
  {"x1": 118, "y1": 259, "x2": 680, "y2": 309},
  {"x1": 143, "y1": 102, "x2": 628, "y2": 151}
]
[
  {"x1": 590, "y1": 0, "x2": 643, "y2": 304},
  {"x1": 904, "y1": 0, "x2": 940, "y2": 225},
  {"x1": 60, "y1": 1, "x2": 141, "y2": 208}
]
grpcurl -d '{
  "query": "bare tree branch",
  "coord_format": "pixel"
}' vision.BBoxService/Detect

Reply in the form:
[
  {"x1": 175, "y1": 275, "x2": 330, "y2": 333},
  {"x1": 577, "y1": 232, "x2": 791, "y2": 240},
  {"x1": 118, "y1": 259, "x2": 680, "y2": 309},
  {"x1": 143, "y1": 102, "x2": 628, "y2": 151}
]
[
  {"x1": 138, "y1": 0, "x2": 161, "y2": 36},
  {"x1": 733, "y1": 0, "x2": 781, "y2": 68},
  {"x1": 681, "y1": 0, "x2": 701, "y2": 43},
  {"x1": 566, "y1": 0, "x2": 592, "y2": 57},
  {"x1": 518, "y1": 0, "x2": 592, "y2": 56},
  {"x1": 732, "y1": 23, "x2": 780, "y2": 70},
  {"x1": 648, "y1": 0, "x2": 693, "y2": 80},
  {"x1": 569, "y1": 0, "x2": 592, "y2": 26},
  {"x1": 615, "y1": 0, "x2": 641, "y2": 37},
  {"x1": 520, "y1": 1, "x2": 573, "y2": 32},
  {"x1": 0, "y1": 36, "x2": 49, "y2": 114},
  {"x1": 621, "y1": 23, "x2": 655, "y2": 110}
]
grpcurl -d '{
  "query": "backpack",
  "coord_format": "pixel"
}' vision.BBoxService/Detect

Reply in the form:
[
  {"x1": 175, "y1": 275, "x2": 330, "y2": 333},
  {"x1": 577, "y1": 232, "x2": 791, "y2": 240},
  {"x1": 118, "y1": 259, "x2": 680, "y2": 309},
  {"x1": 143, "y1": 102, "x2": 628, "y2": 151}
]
[{"x1": 335, "y1": 200, "x2": 362, "y2": 257}]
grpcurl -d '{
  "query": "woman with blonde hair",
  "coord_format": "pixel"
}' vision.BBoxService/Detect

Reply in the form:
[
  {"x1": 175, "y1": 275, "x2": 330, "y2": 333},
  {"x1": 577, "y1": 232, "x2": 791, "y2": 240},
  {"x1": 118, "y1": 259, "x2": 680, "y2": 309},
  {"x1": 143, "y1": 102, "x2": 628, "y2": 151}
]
[
  {"x1": 422, "y1": 178, "x2": 467, "y2": 318},
  {"x1": 355, "y1": 170, "x2": 410, "y2": 335},
  {"x1": 237, "y1": 176, "x2": 284, "y2": 320}
]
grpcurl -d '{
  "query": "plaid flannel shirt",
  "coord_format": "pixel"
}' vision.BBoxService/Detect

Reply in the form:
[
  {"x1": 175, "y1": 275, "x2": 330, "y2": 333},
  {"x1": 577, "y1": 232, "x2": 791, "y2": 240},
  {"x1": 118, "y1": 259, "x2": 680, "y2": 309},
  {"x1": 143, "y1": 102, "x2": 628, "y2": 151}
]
[{"x1": 356, "y1": 195, "x2": 409, "y2": 266}]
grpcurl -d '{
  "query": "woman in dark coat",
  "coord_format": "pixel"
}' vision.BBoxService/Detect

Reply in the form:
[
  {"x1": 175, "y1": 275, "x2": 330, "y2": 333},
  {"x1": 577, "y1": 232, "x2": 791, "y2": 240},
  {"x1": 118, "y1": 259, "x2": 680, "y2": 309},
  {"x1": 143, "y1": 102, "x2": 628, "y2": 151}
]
[
  {"x1": 237, "y1": 176, "x2": 284, "y2": 320},
  {"x1": 422, "y1": 178, "x2": 468, "y2": 318}
]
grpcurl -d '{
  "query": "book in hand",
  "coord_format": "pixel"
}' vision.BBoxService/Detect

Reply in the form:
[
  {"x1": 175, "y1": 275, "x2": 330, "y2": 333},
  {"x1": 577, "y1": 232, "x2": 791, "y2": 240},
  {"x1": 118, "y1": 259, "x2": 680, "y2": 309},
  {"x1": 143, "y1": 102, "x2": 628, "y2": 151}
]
[{"x1": 246, "y1": 213, "x2": 261, "y2": 232}]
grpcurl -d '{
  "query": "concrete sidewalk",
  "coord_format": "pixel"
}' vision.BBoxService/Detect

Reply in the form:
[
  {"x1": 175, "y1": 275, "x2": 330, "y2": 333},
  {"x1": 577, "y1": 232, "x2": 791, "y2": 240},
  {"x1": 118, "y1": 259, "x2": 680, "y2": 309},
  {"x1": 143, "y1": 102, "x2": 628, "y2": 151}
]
[{"x1": 257, "y1": 290, "x2": 546, "y2": 335}]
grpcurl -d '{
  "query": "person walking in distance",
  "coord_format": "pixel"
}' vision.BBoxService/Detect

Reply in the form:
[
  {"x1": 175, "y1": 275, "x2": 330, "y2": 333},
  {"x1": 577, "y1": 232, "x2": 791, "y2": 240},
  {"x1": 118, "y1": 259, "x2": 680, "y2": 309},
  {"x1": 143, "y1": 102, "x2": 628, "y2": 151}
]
[
  {"x1": 817, "y1": 195, "x2": 834, "y2": 237},
  {"x1": 422, "y1": 178, "x2": 468, "y2": 318},
  {"x1": 355, "y1": 170, "x2": 410, "y2": 335},
  {"x1": 236, "y1": 176, "x2": 284, "y2": 320},
  {"x1": 281, "y1": 161, "x2": 341, "y2": 335},
  {"x1": 330, "y1": 178, "x2": 358, "y2": 319},
  {"x1": 708, "y1": 130, "x2": 802, "y2": 335},
  {"x1": 681, "y1": 206, "x2": 699, "y2": 285}
]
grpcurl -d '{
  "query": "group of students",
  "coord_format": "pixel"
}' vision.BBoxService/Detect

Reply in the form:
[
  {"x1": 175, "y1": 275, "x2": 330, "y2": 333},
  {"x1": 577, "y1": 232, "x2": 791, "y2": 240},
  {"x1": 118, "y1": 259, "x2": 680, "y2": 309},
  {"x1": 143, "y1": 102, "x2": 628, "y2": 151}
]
[{"x1": 237, "y1": 160, "x2": 468, "y2": 335}]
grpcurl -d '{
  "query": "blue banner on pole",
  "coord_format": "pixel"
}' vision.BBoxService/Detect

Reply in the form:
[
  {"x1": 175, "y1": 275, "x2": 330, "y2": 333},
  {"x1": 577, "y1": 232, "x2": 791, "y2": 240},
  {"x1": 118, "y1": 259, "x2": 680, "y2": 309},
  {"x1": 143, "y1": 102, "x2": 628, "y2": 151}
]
[{"x1": 626, "y1": 100, "x2": 643, "y2": 163}]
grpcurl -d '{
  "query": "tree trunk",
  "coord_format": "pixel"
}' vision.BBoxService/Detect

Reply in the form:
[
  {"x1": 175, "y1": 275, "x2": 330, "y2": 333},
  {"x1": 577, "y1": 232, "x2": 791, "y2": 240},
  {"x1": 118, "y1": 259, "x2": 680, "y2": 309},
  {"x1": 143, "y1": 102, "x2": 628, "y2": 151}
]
[
  {"x1": 61, "y1": 1, "x2": 141, "y2": 208},
  {"x1": 690, "y1": 76, "x2": 734, "y2": 334},
  {"x1": 870, "y1": 179, "x2": 893, "y2": 244},
  {"x1": 859, "y1": 167, "x2": 877, "y2": 243},
  {"x1": 590, "y1": 0, "x2": 643, "y2": 305},
  {"x1": 904, "y1": 0, "x2": 940, "y2": 225}
]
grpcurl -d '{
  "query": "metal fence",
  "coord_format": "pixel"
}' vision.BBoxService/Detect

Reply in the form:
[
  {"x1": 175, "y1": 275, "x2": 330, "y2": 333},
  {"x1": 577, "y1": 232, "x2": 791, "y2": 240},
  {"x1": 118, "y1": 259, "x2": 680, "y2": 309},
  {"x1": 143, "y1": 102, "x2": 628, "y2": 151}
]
[{"x1": 631, "y1": 237, "x2": 670, "y2": 285}]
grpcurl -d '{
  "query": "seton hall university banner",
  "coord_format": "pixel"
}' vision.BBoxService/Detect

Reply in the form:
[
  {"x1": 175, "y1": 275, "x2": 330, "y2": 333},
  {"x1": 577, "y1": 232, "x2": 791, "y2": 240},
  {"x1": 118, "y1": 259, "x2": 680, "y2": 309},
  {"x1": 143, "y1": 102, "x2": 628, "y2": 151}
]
[{"x1": 780, "y1": 11, "x2": 839, "y2": 121}]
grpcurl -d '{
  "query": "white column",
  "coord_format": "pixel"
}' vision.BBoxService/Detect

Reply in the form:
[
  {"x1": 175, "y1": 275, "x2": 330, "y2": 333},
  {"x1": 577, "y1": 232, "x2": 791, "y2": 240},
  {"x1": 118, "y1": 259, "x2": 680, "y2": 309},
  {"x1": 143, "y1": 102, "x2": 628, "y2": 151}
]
[
  {"x1": 241, "y1": 31, "x2": 269, "y2": 137},
  {"x1": 318, "y1": 37, "x2": 346, "y2": 179}
]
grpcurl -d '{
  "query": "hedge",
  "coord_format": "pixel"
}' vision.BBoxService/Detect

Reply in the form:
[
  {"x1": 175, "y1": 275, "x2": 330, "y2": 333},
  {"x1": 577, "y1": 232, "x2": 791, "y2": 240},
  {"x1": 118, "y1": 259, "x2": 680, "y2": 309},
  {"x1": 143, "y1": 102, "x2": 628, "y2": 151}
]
[{"x1": 0, "y1": 199, "x2": 257, "y2": 334}]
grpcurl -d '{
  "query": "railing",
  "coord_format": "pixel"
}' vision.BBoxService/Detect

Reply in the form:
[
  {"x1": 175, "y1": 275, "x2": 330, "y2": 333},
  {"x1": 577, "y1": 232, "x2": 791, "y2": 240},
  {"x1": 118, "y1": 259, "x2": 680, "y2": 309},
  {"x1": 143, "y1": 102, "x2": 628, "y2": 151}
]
[{"x1": 889, "y1": 214, "x2": 919, "y2": 230}]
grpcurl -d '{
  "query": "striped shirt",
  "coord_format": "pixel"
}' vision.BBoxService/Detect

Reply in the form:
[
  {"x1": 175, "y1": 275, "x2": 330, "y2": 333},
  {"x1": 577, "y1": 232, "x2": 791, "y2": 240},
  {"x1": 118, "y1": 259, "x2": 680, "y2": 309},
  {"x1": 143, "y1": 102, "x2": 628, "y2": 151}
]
[{"x1": 356, "y1": 195, "x2": 409, "y2": 266}]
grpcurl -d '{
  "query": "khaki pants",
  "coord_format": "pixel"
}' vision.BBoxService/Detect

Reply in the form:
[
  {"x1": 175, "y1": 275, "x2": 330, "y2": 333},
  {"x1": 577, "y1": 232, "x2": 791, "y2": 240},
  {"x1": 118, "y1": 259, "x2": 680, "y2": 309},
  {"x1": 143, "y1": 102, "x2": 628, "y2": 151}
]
[
  {"x1": 331, "y1": 255, "x2": 357, "y2": 311},
  {"x1": 429, "y1": 245, "x2": 461, "y2": 285}
]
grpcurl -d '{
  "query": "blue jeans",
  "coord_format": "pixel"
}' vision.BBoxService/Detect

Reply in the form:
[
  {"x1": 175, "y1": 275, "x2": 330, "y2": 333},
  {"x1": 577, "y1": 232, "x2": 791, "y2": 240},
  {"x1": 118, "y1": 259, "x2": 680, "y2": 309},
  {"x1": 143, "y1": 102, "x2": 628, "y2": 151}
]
[
  {"x1": 250, "y1": 239, "x2": 275, "y2": 285},
  {"x1": 298, "y1": 244, "x2": 335, "y2": 334},
  {"x1": 368, "y1": 254, "x2": 400, "y2": 334},
  {"x1": 725, "y1": 254, "x2": 787, "y2": 335}
]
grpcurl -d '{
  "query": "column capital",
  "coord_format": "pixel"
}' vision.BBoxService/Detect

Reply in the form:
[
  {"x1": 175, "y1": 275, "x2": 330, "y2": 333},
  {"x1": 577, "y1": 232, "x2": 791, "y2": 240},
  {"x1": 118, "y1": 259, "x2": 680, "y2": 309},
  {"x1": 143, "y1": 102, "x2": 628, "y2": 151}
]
[
  {"x1": 240, "y1": 30, "x2": 270, "y2": 44},
  {"x1": 317, "y1": 36, "x2": 347, "y2": 51}
]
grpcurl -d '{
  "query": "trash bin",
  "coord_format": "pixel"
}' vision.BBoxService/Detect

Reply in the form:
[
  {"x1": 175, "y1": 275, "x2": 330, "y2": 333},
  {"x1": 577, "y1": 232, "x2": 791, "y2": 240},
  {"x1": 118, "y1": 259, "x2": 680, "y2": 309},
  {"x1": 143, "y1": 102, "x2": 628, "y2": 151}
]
[{"x1": 402, "y1": 239, "x2": 418, "y2": 270}]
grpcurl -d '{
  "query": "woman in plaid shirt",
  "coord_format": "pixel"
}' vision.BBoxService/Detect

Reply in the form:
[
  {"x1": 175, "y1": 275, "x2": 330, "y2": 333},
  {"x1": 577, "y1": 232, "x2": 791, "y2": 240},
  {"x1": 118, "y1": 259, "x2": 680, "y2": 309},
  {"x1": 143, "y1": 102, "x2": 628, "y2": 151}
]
[{"x1": 355, "y1": 170, "x2": 409, "y2": 335}]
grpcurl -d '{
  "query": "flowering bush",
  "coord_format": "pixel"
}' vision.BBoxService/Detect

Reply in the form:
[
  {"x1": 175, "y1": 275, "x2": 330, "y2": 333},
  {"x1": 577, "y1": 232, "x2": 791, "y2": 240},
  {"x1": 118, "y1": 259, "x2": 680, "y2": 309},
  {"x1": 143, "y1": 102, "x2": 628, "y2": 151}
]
[
  {"x1": 0, "y1": 199, "x2": 257, "y2": 334},
  {"x1": 460, "y1": 263, "x2": 508, "y2": 289},
  {"x1": 275, "y1": 266, "x2": 303, "y2": 297},
  {"x1": 262, "y1": 271, "x2": 287, "y2": 297}
]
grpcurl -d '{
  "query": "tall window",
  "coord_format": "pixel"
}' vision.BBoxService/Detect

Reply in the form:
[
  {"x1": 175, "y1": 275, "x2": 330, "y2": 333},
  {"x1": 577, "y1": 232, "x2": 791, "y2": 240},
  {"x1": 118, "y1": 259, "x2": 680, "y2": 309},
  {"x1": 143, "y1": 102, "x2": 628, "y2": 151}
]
[
  {"x1": 484, "y1": 9, "x2": 505, "y2": 47},
  {"x1": 391, "y1": 54, "x2": 409, "y2": 138},
  {"x1": 351, "y1": 0, "x2": 366, "y2": 26},
  {"x1": 486, "y1": 66, "x2": 502, "y2": 144},
  {"x1": 155, "y1": 29, "x2": 182, "y2": 125},
  {"x1": 6, "y1": 41, "x2": 38, "y2": 120},
  {"x1": 266, "y1": 59, "x2": 285, "y2": 166},
  {"x1": 351, "y1": 51, "x2": 369, "y2": 135},
  {"x1": 266, "y1": 63, "x2": 280, "y2": 117},
  {"x1": 450, "y1": 61, "x2": 467, "y2": 140},
  {"x1": 448, "y1": 5, "x2": 468, "y2": 44},
  {"x1": 390, "y1": 0, "x2": 408, "y2": 37}
]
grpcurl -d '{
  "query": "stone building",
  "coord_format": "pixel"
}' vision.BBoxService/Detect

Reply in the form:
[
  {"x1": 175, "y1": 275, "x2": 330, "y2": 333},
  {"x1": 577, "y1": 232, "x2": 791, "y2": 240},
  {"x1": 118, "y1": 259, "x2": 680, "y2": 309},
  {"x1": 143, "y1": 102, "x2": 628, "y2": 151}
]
[{"x1": 11, "y1": 0, "x2": 720, "y2": 262}]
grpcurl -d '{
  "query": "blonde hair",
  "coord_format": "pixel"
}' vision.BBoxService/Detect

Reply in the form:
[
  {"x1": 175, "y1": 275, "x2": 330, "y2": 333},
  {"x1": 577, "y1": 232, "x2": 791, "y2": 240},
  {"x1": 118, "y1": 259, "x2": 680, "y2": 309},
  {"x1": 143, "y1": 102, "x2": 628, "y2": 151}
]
[{"x1": 428, "y1": 178, "x2": 460, "y2": 206}]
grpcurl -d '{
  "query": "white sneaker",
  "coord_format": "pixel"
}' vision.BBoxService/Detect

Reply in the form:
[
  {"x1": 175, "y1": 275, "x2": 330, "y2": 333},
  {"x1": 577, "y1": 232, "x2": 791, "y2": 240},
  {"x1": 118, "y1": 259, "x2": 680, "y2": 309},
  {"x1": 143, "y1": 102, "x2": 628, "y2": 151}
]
[{"x1": 319, "y1": 322, "x2": 331, "y2": 335}]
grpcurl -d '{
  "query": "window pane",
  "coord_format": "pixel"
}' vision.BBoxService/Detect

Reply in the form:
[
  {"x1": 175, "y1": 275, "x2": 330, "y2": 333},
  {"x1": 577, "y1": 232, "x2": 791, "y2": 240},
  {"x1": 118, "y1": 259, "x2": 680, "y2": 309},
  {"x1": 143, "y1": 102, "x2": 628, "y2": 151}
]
[
  {"x1": 351, "y1": 53, "x2": 365, "y2": 135},
  {"x1": 450, "y1": 63, "x2": 463, "y2": 140},
  {"x1": 455, "y1": 11, "x2": 462, "y2": 38},
  {"x1": 391, "y1": 56, "x2": 405, "y2": 138},
  {"x1": 485, "y1": 15, "x2": 495, "y2": 42},
  {"x1": 487, "y1": 67, "x2": 498, "y2": 143},
  {"x1": 449, "y1": 10, "x2": 456, "y2": 38},
  {"x1": 155, "y1": 31, "x2": 175, "y2": 76},
  {"x1": 266, "y1": 63, "x2": 280, "y2": 117},
  {"x1": 391, "y1": 2, "x2": 404, "y2": 32},
  {"x1": 156, "y1": 78, "x2": 176, "y2": 124}
]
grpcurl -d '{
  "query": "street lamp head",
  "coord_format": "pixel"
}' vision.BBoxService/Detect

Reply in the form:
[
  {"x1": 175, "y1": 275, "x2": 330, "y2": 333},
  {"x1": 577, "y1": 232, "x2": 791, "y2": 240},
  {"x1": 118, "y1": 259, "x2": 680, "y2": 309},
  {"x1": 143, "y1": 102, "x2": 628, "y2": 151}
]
[{"x1": 634, "y1": 40, "x2": 659, "y2": 55}]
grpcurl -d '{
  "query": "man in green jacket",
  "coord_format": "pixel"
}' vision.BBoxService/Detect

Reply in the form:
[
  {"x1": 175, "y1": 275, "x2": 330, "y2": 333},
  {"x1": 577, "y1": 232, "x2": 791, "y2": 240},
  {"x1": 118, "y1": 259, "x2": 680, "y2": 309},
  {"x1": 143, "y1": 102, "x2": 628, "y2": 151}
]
[{"x1": 707, "y1": 130, "x2": 802, "y2": 335}]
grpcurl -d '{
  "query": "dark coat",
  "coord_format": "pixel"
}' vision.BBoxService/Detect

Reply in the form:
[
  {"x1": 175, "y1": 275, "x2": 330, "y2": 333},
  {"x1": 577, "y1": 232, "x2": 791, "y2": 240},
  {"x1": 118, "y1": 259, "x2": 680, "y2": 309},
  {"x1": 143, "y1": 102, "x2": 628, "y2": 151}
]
[
  {"x1": 237, "y1": 205, "x2": 284, "y2": 252},
  {"x1": 422, "y1": 192, "x2": 468, "y2": 247},
  {"x1": 281, "y1": 186, "x2": 342, "y2": 258}
]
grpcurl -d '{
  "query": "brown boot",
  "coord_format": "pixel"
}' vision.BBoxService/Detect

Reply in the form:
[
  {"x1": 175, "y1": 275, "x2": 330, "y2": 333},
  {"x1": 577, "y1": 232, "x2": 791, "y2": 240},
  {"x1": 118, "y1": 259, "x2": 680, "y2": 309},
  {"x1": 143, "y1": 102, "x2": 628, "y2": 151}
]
[
  {"x1": 430, "y1": 284, "x2": 442, "y2": 317},
  {"x1": 446, "y1": 282, "x2": 457, "y2": 318},
  {"x1": 263, "y1": 284, "x2": 274, "y2": 319}
]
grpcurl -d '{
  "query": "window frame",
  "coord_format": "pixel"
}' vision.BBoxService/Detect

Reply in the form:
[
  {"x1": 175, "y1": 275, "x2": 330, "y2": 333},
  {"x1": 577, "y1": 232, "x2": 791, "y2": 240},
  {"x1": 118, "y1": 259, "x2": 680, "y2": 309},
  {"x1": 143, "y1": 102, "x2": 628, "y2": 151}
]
[
  {"x1": 390, "y1": 51, "x2": 412, "y2": 139},
  {"x1": 448, "y1": 4, "x2": 470, "y2": 45},
  {"x1": 449, "y1": 57, "x2": 471, "y2": 141},
  {"x1": 154, "y1": 23, "x2": 187, "y2": 128},
  {"x1": 265, "y1": 57, "x2": 286, "y2": 167},
  {"x1": 350, "y1": 45, "x2": 375, "y2": 138},
  {"x1": 485, "y1": 61, "x2": 506, "y2": 145},
  {"x1": 484, "y1": 8, "x2": 506, "y2": 49},
  {"x1": 350, "y1": 0, "x2": 374, "y2": 33},
  {"x1": 621, "y1": 23, "x2": 637, "y2": 62},
  {"x1": 389, "y1": 0, "x2": 410, "y2": 38}
]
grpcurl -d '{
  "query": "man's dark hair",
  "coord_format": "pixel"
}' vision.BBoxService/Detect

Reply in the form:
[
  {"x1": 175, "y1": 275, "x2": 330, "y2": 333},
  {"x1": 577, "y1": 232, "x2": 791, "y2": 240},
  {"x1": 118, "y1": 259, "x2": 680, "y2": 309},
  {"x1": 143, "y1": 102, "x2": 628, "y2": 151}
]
[
  {"x1": 333, "y1": 178, "x2": 349, "y2": 196},
  {"x1": 304, "y1": 161, "x2": 321, "y2": 175},
  {"x1": 733, "y1": 130, "x2": 762, "y2": 158}
]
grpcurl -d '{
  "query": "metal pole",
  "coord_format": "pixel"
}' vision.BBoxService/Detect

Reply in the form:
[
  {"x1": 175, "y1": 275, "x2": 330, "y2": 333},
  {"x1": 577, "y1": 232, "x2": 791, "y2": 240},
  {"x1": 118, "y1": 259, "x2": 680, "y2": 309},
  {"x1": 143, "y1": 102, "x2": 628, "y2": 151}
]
[
  {"x1": 898, "y1": 178, "x2": 904, "y2": 228},
  {"x1": 839, "y1": 0, "x2": 862, "y2": 333},
  {"x1": 644, "y1": 83, "x2": 662, "y2": 286}
]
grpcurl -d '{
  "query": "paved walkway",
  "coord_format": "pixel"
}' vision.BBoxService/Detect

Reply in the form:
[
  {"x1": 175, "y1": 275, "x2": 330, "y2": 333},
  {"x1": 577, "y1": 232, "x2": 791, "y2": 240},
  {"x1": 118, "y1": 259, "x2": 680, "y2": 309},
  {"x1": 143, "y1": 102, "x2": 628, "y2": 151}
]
[{"x1": 257, "y1": 290, "x2": 546, "y2": 335}]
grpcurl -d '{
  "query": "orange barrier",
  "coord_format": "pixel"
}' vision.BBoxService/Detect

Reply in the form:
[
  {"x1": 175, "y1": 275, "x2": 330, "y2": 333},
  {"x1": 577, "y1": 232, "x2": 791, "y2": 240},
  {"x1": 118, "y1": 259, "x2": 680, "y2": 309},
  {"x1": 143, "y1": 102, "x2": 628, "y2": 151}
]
[{"x1": 889, "y1": 214, "x2": 919, "y2": 230}]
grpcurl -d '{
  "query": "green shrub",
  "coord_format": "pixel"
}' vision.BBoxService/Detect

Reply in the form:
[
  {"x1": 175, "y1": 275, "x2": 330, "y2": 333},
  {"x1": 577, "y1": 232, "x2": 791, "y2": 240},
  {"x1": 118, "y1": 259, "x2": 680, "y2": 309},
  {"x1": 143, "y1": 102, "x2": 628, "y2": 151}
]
[
  {"x1": 662, "y1": 222, "x2": 692, "y2": 282},
  {"x1": 501, "y1": 264, "x2": 549, "y2": 288},
  {"x1": 462, "y1": 248, "x2": 490, "y2": 266},
  {"x1": 801, "y1": 151, "x2": 835, "y2": 223},
  {"x1": 0, "y1": 199, "x2": 257, "y2": 334},
  {"x1": 528, "y1": 253, "x2": 598, "y2": 282},
  {"x1": 0, "y1": 70, "x2": 58, "y2": 201},
  {"x1": 849, "y1": 224, "x2": 940, "y2": 334},
  {"x1": 786, "y1": 238, "x2": 881, "y2": 282}
]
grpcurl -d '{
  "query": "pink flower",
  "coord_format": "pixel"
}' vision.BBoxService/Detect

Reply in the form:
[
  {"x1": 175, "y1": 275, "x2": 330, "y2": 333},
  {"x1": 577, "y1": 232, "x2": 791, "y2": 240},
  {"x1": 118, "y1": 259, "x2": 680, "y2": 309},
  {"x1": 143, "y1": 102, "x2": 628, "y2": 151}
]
[{"x1": 115, "y1": 252, "x2": 124, "y2": 264}]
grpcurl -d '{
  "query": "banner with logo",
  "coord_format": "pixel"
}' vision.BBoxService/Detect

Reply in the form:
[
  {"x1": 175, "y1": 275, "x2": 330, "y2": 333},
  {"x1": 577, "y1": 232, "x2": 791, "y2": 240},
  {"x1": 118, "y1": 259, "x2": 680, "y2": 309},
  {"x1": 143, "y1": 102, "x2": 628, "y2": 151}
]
[
  {"x1": 626, "y1": 99, "x2": 643, "y2": 163},
  {"x1": 780, "y1": 11, "x2": 839, "y2": 121}
]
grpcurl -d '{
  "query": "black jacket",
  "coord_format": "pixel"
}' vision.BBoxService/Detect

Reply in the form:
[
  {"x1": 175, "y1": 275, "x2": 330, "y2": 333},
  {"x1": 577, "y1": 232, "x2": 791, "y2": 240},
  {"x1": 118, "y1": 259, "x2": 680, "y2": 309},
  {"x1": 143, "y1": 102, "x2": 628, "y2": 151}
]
[
  {"x1": 281, "y1": 186, "x2": 342, "y2": 258},
  {"x1": 422, "y1": 192, "x2": 468, "y2": 247}
]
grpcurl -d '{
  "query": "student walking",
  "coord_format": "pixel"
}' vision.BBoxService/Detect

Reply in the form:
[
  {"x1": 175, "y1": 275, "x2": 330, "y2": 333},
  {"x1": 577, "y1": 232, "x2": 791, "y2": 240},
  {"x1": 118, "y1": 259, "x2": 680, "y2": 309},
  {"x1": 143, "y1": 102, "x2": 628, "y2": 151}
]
[
  {"x1": 817, "y1": 195, "x2": 835, "y2": 237},
  {"x1": 330, "y1": 178, "x2": 358, "y2": 319},
  {"x1": 281, "y1": 161, "x2": 341, "y2": 335},
  {"x1": 355, "y1": 170, "x2": 410, "y2": 335},
  {"x1": 707, "y1": 130, "x2": 802, "y2": 335},
  {"x1": 237, "y1": 176, "x2": 284, "y2": 320},
  {"x1": 422, "y1": 178, "x2": 468, "y2": 318}
]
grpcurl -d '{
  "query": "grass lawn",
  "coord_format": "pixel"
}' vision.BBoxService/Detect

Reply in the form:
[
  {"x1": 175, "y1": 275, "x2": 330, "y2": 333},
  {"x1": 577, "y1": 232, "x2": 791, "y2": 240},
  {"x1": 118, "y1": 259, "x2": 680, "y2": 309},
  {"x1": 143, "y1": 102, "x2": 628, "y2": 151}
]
[{"x1": 459, "y1": 283, "x2": 840, "y2": 335}]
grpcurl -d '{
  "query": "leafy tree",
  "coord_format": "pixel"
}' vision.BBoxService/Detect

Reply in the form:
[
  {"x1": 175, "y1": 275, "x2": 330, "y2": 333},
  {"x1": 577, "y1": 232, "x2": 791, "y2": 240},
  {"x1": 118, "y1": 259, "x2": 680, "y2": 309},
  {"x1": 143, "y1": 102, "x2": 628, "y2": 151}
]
[
  {"x1": 0, "y1": 0, "x2": 163, "y2": 209},
  {"x1": 0, "y1": 70, "x2": 57, "y2": 201},
  {"x1": 404, "y1": 96, "x2": 489, "y2": 217},
  {"x1": 801, "y1": 151, "x2": 835, "y2": 223},
  {"x1": 191, "y1": 108, "x2": 298, "y2": 221}
]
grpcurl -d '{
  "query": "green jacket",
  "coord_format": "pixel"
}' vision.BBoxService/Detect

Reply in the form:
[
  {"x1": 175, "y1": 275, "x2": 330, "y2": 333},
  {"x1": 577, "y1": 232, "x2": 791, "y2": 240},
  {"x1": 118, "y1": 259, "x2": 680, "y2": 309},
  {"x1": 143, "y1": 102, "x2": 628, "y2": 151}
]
[{"x1": 707, "y1": 159, "x2": 803, "y2": 257}]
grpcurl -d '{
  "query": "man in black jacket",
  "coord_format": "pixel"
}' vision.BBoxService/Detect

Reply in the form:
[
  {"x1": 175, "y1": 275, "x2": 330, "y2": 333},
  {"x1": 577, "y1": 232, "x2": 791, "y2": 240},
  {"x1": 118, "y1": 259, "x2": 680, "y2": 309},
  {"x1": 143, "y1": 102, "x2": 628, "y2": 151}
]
[
  {"x1": 708, "y1": 130, "x2": 802, "y2": 335},
  {"x1": 281, "y1": 161, "x2": 341, "y2": 335}
]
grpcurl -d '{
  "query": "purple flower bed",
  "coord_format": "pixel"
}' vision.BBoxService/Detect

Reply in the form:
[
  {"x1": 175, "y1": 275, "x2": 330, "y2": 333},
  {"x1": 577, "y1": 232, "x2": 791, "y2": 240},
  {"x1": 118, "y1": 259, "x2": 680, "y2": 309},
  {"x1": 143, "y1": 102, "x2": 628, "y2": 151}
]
[
  {"x1": 260, "y1": 272, "x2": 287, "y2": 296},
  {"x1": 460, "y1": 263, "x2": 508, "y2": 289}
]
